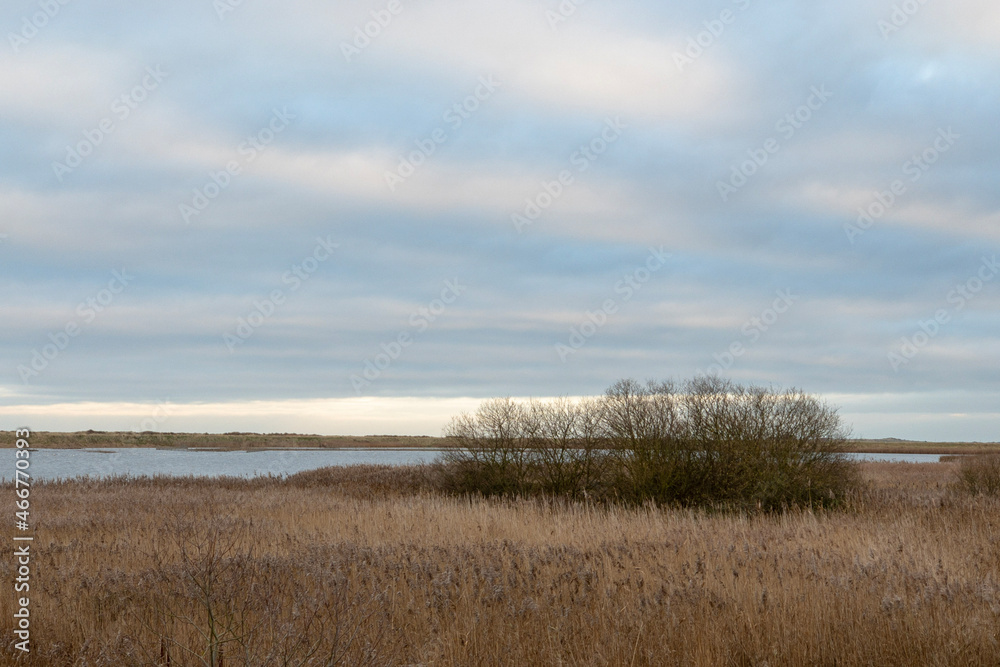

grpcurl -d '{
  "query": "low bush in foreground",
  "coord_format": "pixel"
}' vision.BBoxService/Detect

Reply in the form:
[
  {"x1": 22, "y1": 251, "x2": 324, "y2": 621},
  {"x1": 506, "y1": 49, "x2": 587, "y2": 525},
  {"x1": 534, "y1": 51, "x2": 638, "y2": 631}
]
[
  {"x1": 955, "y1": 452, "x2": 1000, "y2": 496},
  {"x1": 440, "y1": 376, "x2": 859, "y2": 511}
]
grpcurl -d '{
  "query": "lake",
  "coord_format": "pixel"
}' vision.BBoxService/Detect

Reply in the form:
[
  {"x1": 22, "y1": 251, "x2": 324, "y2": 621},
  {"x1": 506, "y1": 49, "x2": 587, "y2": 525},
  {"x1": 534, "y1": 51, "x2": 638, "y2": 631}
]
[{"x1": 1, "y1": 448, "x2": 952, "y2": 482}]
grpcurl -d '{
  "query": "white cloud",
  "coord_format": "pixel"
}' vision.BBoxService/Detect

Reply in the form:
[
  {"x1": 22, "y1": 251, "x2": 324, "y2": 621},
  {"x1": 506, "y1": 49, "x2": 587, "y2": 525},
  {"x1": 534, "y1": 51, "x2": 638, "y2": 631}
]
[
  {"x1": 793, "y1": 181, "x2": 1000, "y2": 241},
  {"x1": 905, "y1": 1, "x2": 1000, "y2": 50},
  {"x1": 380, "y1": 0, "x2": 742, "y2": 124},
  {"x1": 0, "y1": 46, "x2": 140, "y2": 126},
  {"x1": 0, "y1": 396, "x2": 499, "y2": 435}
]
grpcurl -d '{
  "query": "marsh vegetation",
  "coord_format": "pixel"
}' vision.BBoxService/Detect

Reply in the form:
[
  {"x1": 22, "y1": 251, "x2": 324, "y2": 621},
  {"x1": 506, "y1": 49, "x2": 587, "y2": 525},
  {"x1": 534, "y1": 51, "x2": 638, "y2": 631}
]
[{"x1": 2, "y1": 460, "x2": 999, "y2": 665}]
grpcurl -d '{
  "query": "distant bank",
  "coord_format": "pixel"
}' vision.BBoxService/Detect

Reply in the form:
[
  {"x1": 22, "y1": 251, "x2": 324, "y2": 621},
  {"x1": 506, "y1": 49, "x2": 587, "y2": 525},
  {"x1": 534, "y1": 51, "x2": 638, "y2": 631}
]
[
  {"x1": 1, "y1": 431, "x2": 998, "y2": 454},
  {"x1": 0, "y1": 431, "x2": 448, "y2": 450}
]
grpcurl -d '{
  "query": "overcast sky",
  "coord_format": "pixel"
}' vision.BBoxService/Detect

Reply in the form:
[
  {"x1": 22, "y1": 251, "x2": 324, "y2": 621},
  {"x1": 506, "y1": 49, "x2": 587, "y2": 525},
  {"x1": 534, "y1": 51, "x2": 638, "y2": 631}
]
[{"x1": 2, "y1": 0, "x2": 998, "y2": 440}]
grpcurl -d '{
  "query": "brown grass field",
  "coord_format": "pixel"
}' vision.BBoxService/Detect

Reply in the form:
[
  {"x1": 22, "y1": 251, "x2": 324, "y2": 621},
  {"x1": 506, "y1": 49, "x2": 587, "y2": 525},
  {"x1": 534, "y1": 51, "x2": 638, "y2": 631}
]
[
  {"x1": 2, "y1": 461, "x2": 999, "y2": 665},
  {"x1": 2, "y1": 431, "x2": 999, "y2": 454}
]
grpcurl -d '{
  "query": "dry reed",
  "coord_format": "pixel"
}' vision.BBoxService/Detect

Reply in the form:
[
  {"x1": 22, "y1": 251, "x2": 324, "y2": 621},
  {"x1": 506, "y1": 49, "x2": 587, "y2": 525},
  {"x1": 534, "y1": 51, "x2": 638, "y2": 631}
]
[{"x1": 1, "y1": 462, "x2": 998, "y2": 666}]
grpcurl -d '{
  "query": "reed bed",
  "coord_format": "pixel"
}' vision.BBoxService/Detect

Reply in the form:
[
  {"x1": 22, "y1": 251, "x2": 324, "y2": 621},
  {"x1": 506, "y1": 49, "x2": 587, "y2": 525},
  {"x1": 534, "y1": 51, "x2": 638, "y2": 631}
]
[{"x1": 2, "y1": 462, "x2": 998, "y2": 665}]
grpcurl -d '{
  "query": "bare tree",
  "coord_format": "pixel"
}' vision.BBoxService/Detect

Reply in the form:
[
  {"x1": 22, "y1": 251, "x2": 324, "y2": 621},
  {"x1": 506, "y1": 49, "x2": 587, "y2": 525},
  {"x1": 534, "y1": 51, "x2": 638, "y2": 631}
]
[
  {"x1": 531, "y1": 397, "x2": 608, "y2": 498},
  {"x1": 442, "y1": 397, "x2": 533, "y2": 495}
]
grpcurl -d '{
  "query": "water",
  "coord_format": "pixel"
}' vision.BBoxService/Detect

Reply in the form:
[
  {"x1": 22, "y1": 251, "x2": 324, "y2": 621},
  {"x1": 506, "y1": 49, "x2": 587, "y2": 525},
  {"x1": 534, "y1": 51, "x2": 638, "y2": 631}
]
[
  {"x1": 1, "y1": 448, "x2": 951, "y2": 482},
  {"x1": 2, "y1": 448, "x2": 443, "y2": 482},
  {"x1": 844, "y1": 452, "x2": 946, "y2": 464}
]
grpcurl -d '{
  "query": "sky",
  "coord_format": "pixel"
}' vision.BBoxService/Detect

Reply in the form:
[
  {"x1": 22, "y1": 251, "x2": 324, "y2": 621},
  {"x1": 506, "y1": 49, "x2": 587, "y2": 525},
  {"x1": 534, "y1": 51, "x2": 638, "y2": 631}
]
[{"x1": 1, "y1": 0, "x2": 998, "y2": 440}]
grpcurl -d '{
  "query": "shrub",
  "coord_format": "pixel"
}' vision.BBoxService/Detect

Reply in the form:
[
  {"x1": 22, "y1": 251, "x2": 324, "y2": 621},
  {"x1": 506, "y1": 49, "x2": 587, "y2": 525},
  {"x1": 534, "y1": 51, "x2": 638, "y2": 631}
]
[
  {"x1": 526, "y1": 397, "x2": 610, "y2": 497},
  {"x1": 437, "y1": 376, "x2": 859, "y2": 511},
  {"x1": 440, "y1": 397, "x2": 611, "y2": 498},
  {"x1": 439, "y1": 397, "x2": 535, "y2": 496},
  {"x1": 955, "y1": 453, "x2": 1000, "y2": 496}
]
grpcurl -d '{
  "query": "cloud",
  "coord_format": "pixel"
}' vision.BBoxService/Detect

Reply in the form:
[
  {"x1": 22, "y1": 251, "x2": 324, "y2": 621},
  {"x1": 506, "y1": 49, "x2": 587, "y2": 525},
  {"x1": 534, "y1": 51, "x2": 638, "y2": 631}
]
[{"x1": 1, "y1": 0, "x2": 998, "y2": 440}]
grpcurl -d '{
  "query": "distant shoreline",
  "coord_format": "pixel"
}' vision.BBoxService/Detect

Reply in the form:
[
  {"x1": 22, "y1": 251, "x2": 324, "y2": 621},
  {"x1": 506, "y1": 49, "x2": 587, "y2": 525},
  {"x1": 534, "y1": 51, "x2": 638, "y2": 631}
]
[
  {"x1": 2, "y1": 431, "x2": 998, "y2": 454},
  {"x1": 0, "y1": 431, "x2": 452, "y2": 450}
]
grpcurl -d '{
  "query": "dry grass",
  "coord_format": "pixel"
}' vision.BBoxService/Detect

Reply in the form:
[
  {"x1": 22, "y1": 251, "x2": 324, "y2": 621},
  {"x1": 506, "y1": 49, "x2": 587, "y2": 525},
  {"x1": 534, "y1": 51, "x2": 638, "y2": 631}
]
[{"x1": 2, "y1": 462, "x2": 999, "y2": 665}]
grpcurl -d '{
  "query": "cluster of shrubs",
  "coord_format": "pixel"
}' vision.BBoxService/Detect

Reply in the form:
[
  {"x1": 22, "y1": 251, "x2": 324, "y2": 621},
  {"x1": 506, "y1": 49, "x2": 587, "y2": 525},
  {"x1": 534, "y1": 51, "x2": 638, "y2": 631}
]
[{"x1": 439, "y1": 376, "x2": 859, "y2": 511}]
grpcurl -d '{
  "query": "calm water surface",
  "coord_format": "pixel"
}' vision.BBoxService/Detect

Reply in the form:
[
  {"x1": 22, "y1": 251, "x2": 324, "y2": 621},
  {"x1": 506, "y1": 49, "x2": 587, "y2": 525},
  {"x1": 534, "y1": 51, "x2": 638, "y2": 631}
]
[{"x1": 2, "y1": 448, "x2": 949, "y2": 482}]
